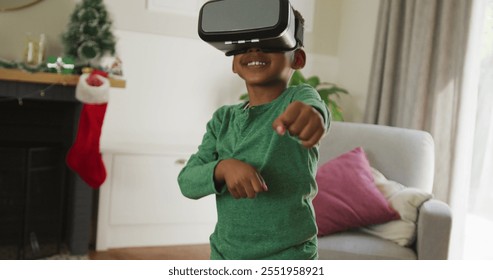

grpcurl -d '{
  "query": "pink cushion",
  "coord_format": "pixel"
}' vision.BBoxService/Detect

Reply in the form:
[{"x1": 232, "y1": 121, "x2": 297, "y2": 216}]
[{"x1": 313, "y1": 147, "x2": 400, "y2": 236}]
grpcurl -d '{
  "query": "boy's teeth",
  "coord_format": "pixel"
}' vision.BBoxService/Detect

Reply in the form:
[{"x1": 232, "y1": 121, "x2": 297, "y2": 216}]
[{"x1": 247, "y1": 61, "x2": 266, "y2": 66}]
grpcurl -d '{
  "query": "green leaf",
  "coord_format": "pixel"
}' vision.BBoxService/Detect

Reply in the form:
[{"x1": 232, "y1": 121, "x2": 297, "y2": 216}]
[
  {"x1": 328, "y1": 100, "x2": 344, "y2": 121},
  {"x1": 318, "y1": 87, "x2": 347, "y2": 97},
  {"x1": 318, "y1": 90, "x2": 330, "y2": 105},
  {"x1": 306, "y1": 76, "x2": 320, "y2": 88},
  {"x1": 239, "y1": 93, "x2": 249, "y2": 101},
  {"x1": 331, "y1": 86, "x2": 349, "y2": 95},
  {"x1": 289, "y1": 70, "x2": 306, "y2": 86}
]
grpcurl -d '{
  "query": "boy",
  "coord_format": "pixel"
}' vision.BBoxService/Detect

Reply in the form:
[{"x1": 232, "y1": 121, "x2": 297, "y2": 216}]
[{"x1": 178, "y1": 10, "x2": 330, "y2": 260}]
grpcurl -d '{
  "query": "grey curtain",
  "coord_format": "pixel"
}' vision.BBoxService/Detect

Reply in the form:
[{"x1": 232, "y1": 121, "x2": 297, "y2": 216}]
[
  {"x1": 365, "y1": 0, "x2": 473, "y2": 201},
  {"x1": 364, "y1": 0, "x2": 483, "y2": 258}
]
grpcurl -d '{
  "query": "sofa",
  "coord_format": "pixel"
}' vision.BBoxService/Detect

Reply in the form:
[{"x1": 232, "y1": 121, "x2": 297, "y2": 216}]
[{"x1": 316, "y1": 121, "x2": 452, "y2": 260}]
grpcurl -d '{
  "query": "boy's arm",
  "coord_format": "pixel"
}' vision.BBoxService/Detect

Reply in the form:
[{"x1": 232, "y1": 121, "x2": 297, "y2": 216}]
[
  {"x1": 272, "y1": 85, "x2": 330, "y2": 148},
  {"x1": 292, "y1": 85, "x2": 331, "y2": 131},
  {"x1": 178, "y1": 107, "x2": 268, "y2": 200},
  {"x1": 214, "y1": 159, "x2": 268, "y2": 199},
  {"x1": 177, "y1": 110, "x2": 224, "y2": 200}
]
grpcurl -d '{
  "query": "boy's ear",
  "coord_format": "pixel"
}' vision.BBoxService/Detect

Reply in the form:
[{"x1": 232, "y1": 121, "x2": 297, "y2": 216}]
[
  {"x1": 291, "y1": 49, "x2": 306, "y2": 70},
  {"x1": 232, "y1": 60, "x2": 237, "y2": 74}
]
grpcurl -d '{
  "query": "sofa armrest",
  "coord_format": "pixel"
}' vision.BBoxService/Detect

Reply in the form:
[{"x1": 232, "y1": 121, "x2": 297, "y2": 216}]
[{"x1": 416, "y1": 199, "x2": 452, "y2": 260}]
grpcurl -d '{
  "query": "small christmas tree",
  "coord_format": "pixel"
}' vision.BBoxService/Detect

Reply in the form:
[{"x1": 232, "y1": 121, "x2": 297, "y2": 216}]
[{"x1": 62, "y1": 0, "x2": 116, "y2": 68}]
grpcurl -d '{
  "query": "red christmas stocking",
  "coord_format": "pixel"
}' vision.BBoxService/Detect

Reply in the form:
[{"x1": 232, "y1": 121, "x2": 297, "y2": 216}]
[
  {"x1": 67, "y1": 104, "x2": 107, "y2": 188},
  {"x1": 67, "y1": 70, "x2": 110, "y2": 189}
]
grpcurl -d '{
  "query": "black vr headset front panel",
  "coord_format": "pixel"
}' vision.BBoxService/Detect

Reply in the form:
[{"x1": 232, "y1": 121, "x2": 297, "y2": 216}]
[{"x1": 198, "y1": 0, "x2": 303, "y2": 56}]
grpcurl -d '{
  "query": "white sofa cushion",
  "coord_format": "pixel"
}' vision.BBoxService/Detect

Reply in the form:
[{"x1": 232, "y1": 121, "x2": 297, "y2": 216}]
[{"x1": 359, "y1": 168, "x2": 433, "y2": 246}]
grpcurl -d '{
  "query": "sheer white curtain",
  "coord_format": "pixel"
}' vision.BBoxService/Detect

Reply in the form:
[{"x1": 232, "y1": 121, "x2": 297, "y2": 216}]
[
  {"x1": 446, "y1": 0, "x2": 487, "y2": 260},
  {"x1": 469, "y1": 0, "x2": 493, "y2": 230}
]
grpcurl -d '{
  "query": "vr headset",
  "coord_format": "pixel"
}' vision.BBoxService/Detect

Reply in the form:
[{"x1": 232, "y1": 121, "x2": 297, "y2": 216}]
[{"x1": 198, "y1": 0, "x2": 304, "y2": 56}]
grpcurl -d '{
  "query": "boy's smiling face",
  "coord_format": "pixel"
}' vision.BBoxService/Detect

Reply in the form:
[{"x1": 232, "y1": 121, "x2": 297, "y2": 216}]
[{"x1": 232, "y1": 48, "x2": 304, "y2": 87}]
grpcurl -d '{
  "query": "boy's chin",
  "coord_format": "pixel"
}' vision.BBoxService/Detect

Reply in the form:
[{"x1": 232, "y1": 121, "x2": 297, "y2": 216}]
[
  {"x1": 242, "y1": 73, "x2": 290, "y2": 85},
  {"x1": 244, "y1": 78, "x2": 288, "y2": 88},
  {"x1": 242, "y1": 75, "x2": 273, "y2": 85}
]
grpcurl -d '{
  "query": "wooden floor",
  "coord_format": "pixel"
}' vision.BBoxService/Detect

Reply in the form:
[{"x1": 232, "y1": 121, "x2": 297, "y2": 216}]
[{"x1": 89, "y1": 244, "x2": 210, "y2": 260}]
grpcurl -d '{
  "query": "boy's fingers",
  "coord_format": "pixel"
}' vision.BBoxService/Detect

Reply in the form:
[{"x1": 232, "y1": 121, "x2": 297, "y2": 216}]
[
  {"x1": 301, "y1": 128, "x2": 325, "y2": 148},
  {"x1": 286, "y1": 108, "x2": 312, "y2": 136},
  {"x1": 273, "y1": 124, "x2": 286, "y2": 135},
  {"x1": 272, "y1": 102, "x2": 302, "y2": 135},
  {"x1": 234, "y1": 183, "x2": 248, "y2": 199},
  {"x1": 228, "y1": 187, "x2": 241, "y2": 199},
  {"x1": 272, "y1": 118, "x2": 287, "y2": 135},
  {"x1": 298, "y1": 117, "x2": 324, "y2": 141},
  {"x1": 243, "y1": 181, "x2": 257, "y2": 198},
  {"x1": 252, "y1": 173, "x2": 268, "y2": 194},
  {"x1": 258, "y1": 173, "x2": 269, "y2": 192}
]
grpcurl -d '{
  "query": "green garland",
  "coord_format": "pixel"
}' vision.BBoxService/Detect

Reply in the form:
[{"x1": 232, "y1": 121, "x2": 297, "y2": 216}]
[
  {"x1": 0, "y1": 57, "x2": 94, "y2": 74},
  {"x1": 20, "y1": 63, "x2": 48, "y2": 73},
  {"x1": 0, "y1": 57, "x2": 50, "y2": 73},
  {"x1": 0, "y1": 58, "x2": 18, "y2": 69}
]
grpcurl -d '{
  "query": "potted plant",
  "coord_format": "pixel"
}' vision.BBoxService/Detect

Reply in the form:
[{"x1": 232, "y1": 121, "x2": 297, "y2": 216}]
[{"x1": 240, "y1": 70, "x2": 349, "y2": 121}]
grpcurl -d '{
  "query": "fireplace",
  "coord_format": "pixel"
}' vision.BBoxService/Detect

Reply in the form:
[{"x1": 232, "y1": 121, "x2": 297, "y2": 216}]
[
  {"x1": 0, "y1": 143, "x2": 64, "y2": 259},
  {"x1": 0, "y1": 76, "x2": 95, "y2": 259}
]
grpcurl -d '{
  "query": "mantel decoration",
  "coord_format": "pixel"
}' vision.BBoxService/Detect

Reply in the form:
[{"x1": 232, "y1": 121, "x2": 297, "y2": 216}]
[
  {"x1": 0, "y1": 56, "x2": 49, "y2": 73},
  {"x1": 66, "y1": 68, "x2": 110, "y2": 189},
  {"x1": 240, "y1": 70, "x2": 349, "y2": 121},
  {"x1": 61, "y1": 0, "x2": 116, "y2": 72},
  {"x1": 61, "y1": 0, "x2": 118, "y2": 189},
  {"x1": 1, "y1": 0, "x2": 122, "y2": 77},
  {"x1": 23, "y1": 33, "x2": 46, "y2": 68},
  {"x1": 46, "y1": 56, "x2": 75, "y2": 74},
  {"x1": 0, "y1": 0, "x2": 123, "y2": 106}
]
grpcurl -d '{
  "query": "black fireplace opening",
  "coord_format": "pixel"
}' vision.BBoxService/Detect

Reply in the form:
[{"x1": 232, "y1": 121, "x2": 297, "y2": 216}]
[
  {"x1": 0, "y1": 83, "x2": 96, "y2": 260},
  {"x1": 0, "y1": 142, "x2": 65, "y2": 259}
]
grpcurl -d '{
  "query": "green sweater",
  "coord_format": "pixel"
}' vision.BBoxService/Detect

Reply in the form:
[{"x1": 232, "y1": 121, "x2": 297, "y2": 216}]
[{"x1": 178, "y1": 84, "x2": 330, "y2": 260}]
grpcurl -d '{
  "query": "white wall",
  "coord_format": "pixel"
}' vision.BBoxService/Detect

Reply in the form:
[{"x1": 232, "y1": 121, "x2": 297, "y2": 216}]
[
  {"x1": 337, "y1": 0, "x2": 381, "y2": 122},
  {"x1": 0, "y1": 0, "x2": 77, "y2": 60}
]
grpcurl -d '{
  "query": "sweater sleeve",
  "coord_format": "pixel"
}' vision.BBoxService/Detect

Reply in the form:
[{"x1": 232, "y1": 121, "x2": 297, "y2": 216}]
[
  {"x1": 292, "y1": 84, "x2": 331, "y2": 131},
  {"x1": 177, "y1": 107, "x2": 226, "y2": 200}
]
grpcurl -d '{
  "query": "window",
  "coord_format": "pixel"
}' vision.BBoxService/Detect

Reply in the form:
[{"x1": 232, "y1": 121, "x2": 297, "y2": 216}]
[{"x1": 464, "y1": 0, "x2": 493, "y2": 260}]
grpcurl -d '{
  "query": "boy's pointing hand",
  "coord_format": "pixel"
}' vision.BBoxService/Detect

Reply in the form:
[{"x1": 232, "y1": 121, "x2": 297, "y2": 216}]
[{"x1": 272, "y1": 101, "x2": 325, "y2": 148}]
